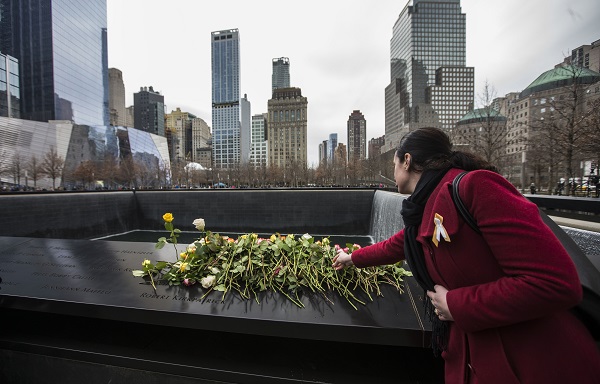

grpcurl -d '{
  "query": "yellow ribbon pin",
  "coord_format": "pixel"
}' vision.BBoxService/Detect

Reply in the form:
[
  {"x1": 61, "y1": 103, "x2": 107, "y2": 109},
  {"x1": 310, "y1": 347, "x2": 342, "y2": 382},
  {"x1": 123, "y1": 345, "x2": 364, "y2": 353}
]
[{"x1": 432, "y1": 213, "x2": 450, "y2": 247}]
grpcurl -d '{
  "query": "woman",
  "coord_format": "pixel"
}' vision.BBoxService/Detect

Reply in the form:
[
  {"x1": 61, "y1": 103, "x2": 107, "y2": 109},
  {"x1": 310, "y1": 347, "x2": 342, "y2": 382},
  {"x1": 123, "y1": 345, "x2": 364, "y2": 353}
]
[{"x1": 332, "y1": 127, "x2": 600, "y2": 383}]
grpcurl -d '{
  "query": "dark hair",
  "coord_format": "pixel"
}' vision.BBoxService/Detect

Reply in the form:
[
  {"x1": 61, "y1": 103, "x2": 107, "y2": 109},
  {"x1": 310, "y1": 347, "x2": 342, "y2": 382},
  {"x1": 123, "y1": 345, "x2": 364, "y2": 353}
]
[{"x1": 395, "y1": 127, "x2": 498, "y2": 173}]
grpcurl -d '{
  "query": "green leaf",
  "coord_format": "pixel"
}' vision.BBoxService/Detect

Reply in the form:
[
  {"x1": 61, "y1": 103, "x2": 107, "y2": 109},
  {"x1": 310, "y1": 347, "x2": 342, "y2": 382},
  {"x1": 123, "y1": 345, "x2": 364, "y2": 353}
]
[
  {"x1": 155, "y1": 261, "x2": 168, "y2": 270},
  {"x1": 173, "y1": 228, "x2": 182, "y2": 233},
  {"x1": 235, "y1": 265, "x2": 245, "y2": 273},
  {"x1": 213, "y1": 284, "x2": 227, "y2": 292}
]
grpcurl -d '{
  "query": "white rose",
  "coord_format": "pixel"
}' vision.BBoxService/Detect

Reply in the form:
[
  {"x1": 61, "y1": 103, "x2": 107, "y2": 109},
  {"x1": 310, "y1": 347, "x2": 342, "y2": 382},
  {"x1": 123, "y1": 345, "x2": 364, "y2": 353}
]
[
  {"x1": 302, "y1": 233, "x2": 312, "y2": 240},
  {"x1": 187, "y1": 244, "x2": 197, "y2": 253},
  {"x1": 193, "y1": 218, "x2": 205, "y2": 231},
  {"x1": 201, "y1": 275, "x2": 216, "y2": 289}
]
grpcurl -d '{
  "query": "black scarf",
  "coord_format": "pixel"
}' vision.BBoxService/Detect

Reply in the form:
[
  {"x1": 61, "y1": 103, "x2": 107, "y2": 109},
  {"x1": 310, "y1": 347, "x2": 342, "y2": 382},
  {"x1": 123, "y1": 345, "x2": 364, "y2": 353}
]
[{"x1": 401, "y1": 168, "x2": 450, "y2": 356}]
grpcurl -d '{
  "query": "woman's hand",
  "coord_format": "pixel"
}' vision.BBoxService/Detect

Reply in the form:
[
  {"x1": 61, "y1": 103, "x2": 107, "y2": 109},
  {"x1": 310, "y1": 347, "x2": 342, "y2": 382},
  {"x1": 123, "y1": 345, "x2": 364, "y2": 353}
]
[
  {"x1": 427, "y1": 285, "x2": 454, "y2": 322},
  {"x1": 332, "y1": 249, "x2": 354, "y2": 270}
]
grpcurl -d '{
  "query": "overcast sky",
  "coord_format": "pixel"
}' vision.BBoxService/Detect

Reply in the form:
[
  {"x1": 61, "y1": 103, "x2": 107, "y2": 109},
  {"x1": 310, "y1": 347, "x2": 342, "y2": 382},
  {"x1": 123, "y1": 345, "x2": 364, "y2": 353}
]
[{"x1": 107, "y1": 0, "x2": 599, "y2": 166}]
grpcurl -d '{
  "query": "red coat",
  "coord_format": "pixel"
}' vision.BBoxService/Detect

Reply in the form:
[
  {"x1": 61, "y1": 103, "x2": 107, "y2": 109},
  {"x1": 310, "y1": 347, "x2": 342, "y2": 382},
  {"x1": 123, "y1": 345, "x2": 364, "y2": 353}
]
[{"x1": 352, "y1": 169, "x2": 600, "y2": 383}]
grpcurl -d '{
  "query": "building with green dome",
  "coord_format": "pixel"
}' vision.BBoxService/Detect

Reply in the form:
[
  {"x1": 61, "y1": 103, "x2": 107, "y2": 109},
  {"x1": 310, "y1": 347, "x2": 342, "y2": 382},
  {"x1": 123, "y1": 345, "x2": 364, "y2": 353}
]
[{"x1": 500, "y1": 65, "x2": 600, "y2": 192}]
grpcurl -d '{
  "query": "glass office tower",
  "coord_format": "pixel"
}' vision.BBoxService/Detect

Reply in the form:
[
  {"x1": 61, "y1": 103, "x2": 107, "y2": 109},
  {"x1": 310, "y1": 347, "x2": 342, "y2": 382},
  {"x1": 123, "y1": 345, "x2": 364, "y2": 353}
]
[
  {"x1": 385, "y1": 0, "x2": 474, "y2": 149},
  {"x1": 211, "y1": 28, "x2": 241, "y2": 169},
  {"x1": 0, "y1": 0, "x2": 109, "y2": 126},
  {"x1": 0, "y1": 52, "x2": 20, "y2": 118},
  {"x1": 272, "y1": 57, "x2": 290, "y2": 92}
]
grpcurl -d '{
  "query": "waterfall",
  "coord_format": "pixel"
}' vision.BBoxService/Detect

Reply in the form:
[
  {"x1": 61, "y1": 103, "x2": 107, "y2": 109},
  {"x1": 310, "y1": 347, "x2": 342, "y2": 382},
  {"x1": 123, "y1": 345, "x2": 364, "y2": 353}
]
[{"x1": 369, "y1": 190, "x2": 407, "y2": 243}]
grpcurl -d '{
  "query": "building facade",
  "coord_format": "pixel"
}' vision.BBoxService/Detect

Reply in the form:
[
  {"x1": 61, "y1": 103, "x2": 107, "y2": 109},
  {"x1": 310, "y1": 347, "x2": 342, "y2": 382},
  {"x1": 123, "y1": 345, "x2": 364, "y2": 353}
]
[
  {"x1": 0, "y1": 116, "x2": 170, "y2": 190},
  {"x1": 272, "y1": 57, "x2": 290, "y2": 92},
  {"x1": 267, "y1": 87, "x2": 308, "y2": 168},
  {"x1": 368, "y1": 135, "x2": 385, "y2": 159},
  {"x1": 0, "y1": 0, "x2": 109, "y2": 126},
  {"x1": 133, "y1": 86, "x2": 165, "y2": 137},
  {"x1": 384, "y1": 0, "x2": 473, "y2": 152},
  {"x1": 191, "y1": 117, "x2": 211, "y2": 168},
  {"x1": 211, "y1": 29, "x2": 241, "y2": 169},
  {"x1": 570, "y1": 39, "x2": 600, "y2": 73},
  {"x1": 347, "y1": 110, "x2": 367, "y2": 162},
  {"x1": 327, "y1": 133, "x2": 338, "y2": 165},
  {"x1": 240, "y1": 94, "x2": 251, "y2": 163},
  {"x1": 0, "y1": 52, "x2": 19, "y2": 118},
  {"x1": 165, "y1": 107, "x2": 197, "y2": 163},
  {"x1": 503, "y1": 65, "x2": 600, "y2": 190},
  {"x1": 108, "y1": 68, "x2": 126, "y2": 126},
  {"x1": 250, "y1": 113, "x2": 268, "y2": 167}
]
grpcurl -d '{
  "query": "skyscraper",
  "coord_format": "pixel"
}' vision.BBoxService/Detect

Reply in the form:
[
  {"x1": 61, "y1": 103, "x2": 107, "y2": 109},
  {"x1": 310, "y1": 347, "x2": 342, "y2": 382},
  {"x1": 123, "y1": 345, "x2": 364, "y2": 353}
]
[
  {"x1": 240, "y1": 94, "x2": 251, "y2": 163},
  {"x1": 134, "y1": 86, "x2": 165, "y2": 136},
  {"x1": 385, "y1": 0, "x2": 473, "y2": 151},
  {"x1": 108, "y1": 68, "x2": 126, "y2": 126},
  {"x1": 328, "y1": 133, "x2": 338, "y2": 165},
  {"x1": 250, "y1": 113, "x2": 268, "y2": 168},
  {"x1": 0, "y1": 52, "x2": 19, "y2": 118},
  {"x1": 267, "y1": 87, "x2": 308, "y2": 169},
  {"x1": 272, "y1": 57, "x2": 290, "y2": 92},
  {"x1": 211, "y1": 28, "x2": 241, "y2": 169},
  {"x1": 0, "y1": 0, "x2": 109, "y2": 126},
  {"x1": 347, "y1": 110, "x2": 366, "y2": 162}
]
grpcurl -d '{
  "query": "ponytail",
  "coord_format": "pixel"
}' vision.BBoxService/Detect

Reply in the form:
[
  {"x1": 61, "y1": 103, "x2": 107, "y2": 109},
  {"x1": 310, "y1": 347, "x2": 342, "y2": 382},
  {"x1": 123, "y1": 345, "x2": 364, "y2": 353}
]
[{"x1": 396, "y1": 127, "x2": 498, "y2": 173}]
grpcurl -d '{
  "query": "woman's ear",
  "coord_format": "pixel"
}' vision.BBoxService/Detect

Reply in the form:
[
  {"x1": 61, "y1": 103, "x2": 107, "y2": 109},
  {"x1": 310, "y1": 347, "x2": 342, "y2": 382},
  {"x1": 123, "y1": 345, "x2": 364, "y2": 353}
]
[{"x1": 404, "y1": 153, "x2": 411, "y2": 169}]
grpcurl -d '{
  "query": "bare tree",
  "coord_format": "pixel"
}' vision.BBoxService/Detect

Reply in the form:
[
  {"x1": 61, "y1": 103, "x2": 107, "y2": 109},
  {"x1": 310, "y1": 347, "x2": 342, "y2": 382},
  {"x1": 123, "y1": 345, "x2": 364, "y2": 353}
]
[
  {"x1": 72, "y1": 160, "x2": 97, "y2": 190},
  {"x1": 26, "y1": 155, "x2": 45, "y2": 189},
  {"x1": 8, "y1": 154, "x2": 25, "y2": 187},
  {"x1": 454, "y1": 81, "x2": 509, "y2": 171},
  {"x1": 41, "y1": 147, "x2": 65, "y2": 190},
  {"x1": 100, "y1": 156, "x2": 119, "y2": 189},
  {"x1": 528, "y1": 65, "x2": 597, "y2": 194}
]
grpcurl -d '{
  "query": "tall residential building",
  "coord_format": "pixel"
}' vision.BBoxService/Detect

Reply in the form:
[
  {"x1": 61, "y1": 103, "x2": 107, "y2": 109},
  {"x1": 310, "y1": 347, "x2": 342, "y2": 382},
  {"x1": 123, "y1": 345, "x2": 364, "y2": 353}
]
[
  {"x1": 384, "y1": 0, "x2": 473, "y2": 151},
  {"x1": 211, "y1": 28, "x2": 241, "y2": 169},
  {"x1": 570, "y1": 39, "x2": 600, "y2": 73},
  {"x1": 191, "y1": 117, "x2": 211, "y2": 167},
  {"x1": 272, "y1": 57, "x2": 290, "y2": 91},
  {"x1": 133, "y1": 86, "x2": 165, "y2": 136},
  {"x1": 347, "y1": 110, "x2": 367, "y2": 162},
  {"x1": 240, "y1": 94, "x2": 251, "y2": 163},
  {"x1": 0, "y1": 0, "x2": 108, "y2": 126},
  {"x1": 368, "y1": 136, "x2": 385, "y2": 159},
  {"x1": 267, "y1": 87, "x2": 308, "y2": 168},
  {"x1": 319, "y1": 140, "x2": 328, "y2": 166},
  {"x1": 108, "y1": 68, "x2": 126, "y2": 126},
  {"x1": 0, "y1": 52, "x2": 19, "y2": 118},
  {"x1": 327, "y1": 133, "x2": 338, "y2": 165},
  {"x1": 165, "y1": 107, "x2": 197, "y2": 162},
  {"x1": 250, "y1": 113, "x2": 268, "y2": 167},
  {"x1": 125, "y1": 106, "x2": 135, "y2": 127}
]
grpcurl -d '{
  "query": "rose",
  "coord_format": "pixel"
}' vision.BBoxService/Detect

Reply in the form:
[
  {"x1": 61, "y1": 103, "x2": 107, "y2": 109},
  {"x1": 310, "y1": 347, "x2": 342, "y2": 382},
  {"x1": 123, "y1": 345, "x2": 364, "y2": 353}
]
[
  {"x1": 142, "y1": 259, "x2": 151, "y2": 267},
  {"x1": 192, "y1": 218, "x2": 205, "y2": 231},
  {"x1": 183, "y1": 278, "x2": 195, "y2": 286},
  {"x1": 162, "y1": 213, "x2": 174, "y2": 223},
  {"x1": 201, "y1": 275, "x2": 216, "y2": 289},
  {"x1": 180, "y1": 262, "x2": 189, "y2": 272}
]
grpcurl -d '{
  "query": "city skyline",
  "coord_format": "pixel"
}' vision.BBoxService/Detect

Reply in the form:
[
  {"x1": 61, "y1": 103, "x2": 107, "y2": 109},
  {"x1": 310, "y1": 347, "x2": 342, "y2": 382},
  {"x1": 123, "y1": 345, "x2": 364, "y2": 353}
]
[{"x1": 107, "y1": 0, "x2": 599, "y2": 166}]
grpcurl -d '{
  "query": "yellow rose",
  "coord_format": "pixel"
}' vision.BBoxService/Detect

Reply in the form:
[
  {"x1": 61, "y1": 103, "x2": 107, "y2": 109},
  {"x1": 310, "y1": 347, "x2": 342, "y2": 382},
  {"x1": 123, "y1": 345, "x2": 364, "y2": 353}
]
[
  {"x1": 142, "y1": 259, "x2": 151, "y2": 267},
  {"x1": 162, "y1": 213, "x2": 174, "y2": 223},
  {"x1": 180, "y1": 252, "x2": 188, "y2": 260},
  {"x1": 180, "y1": 262, "x2": 188, "y2": 272},
  {"x1": 270, "y1": 234, "x2": 276, "y2": 242}
]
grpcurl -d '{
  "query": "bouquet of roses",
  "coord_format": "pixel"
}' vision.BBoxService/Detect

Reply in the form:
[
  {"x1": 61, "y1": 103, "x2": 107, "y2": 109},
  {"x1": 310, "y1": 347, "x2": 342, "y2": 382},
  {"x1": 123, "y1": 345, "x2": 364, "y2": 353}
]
[{"x1": 132, "y1": 213, "x2": 412, "y2": 309}]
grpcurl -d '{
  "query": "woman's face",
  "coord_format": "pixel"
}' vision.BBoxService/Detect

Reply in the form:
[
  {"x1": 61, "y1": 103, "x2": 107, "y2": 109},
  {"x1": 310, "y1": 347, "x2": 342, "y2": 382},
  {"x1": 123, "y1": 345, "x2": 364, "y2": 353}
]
[{"x1": 394, "y1": 153, "x2": 412, "y2": 194}]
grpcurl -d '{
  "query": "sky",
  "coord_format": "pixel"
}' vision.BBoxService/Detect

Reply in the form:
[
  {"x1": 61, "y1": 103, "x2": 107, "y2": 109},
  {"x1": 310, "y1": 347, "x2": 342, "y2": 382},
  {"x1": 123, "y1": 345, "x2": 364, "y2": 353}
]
[{"x1": 106, "y1": 0, "x2": 599, "y2": 167}]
